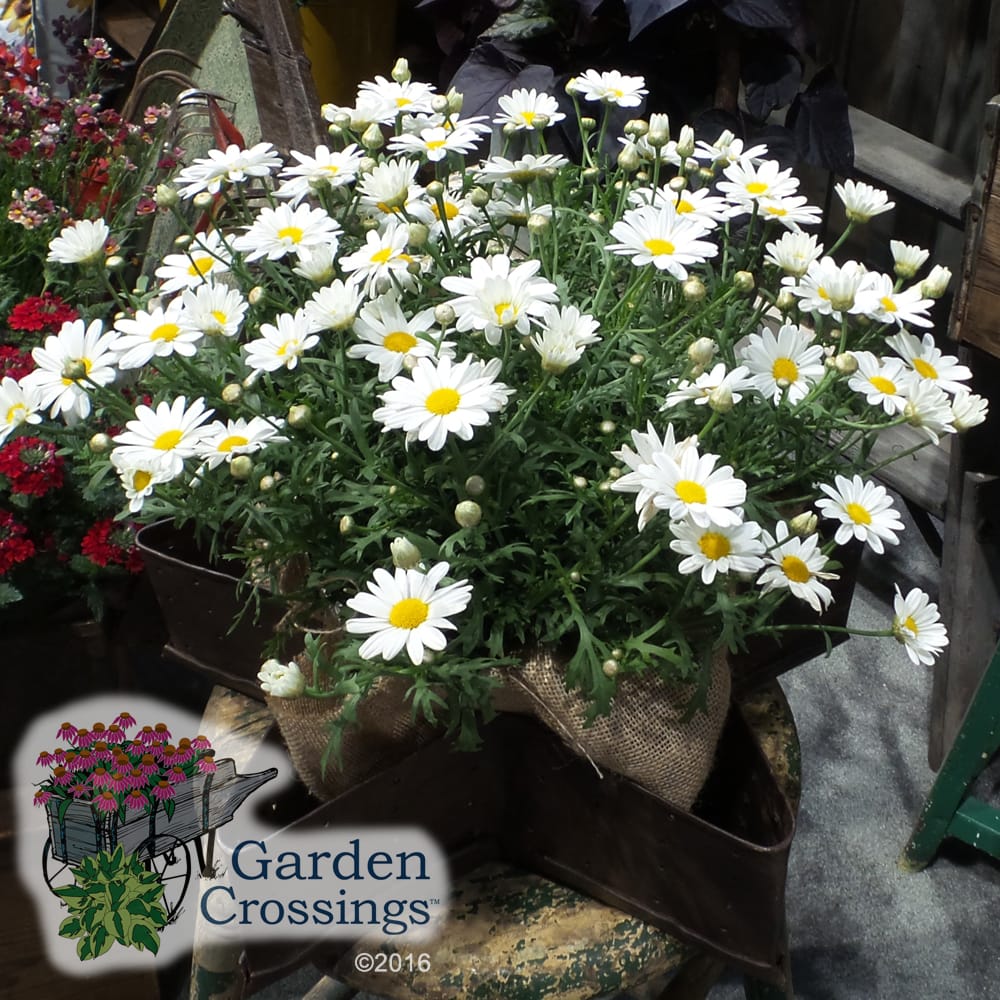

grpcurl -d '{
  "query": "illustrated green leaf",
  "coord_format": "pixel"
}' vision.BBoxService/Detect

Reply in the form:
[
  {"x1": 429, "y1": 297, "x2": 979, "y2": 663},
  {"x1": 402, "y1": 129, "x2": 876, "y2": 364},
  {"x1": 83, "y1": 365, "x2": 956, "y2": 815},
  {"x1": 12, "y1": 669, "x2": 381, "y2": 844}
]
[
  {"x1": 58, "y1": 916, "x2": 83, "y2": 939},
  {"x1": 131, "y1": 924, "x2": 161, "y2": 955}
]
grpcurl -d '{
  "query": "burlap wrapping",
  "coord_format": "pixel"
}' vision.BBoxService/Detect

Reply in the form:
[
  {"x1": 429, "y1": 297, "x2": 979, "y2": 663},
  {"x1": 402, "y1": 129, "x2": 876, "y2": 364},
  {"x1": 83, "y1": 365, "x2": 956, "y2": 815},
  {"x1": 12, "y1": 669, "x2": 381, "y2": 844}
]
[{"x1": 267, "y1": 647, "x2": 730, "y2": 810}]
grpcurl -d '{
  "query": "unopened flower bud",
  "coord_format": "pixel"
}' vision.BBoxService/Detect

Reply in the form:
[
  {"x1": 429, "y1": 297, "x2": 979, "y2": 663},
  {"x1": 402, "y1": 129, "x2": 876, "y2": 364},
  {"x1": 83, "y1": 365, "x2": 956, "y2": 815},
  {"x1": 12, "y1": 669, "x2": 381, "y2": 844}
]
[
  {"x1": 646, "y1": 127, "x2": 669, "y2": 148},
  {"x1": 339, "y1": 515, "x2": 354, "y2": 535},
  {"x1": 635, "y1": 170, "x2": 650, "y2": 183},
  {"x1": 788, "y1": 511, "x2": 818, "y2": 537},
  {"x1": 464, "y1": 475, "x2": 486, "y2": 497},
  {"x1": 154, "y1": 183, "x2": 179, "y2": 208},
  {"x1": 105, "y1": 254, "x2": 125, "y2": 271},
  {"x1": 287, "y1": 404, "x2": 312, "y2": 428},
  {"x1": 425, "y1": 180, "x2": 445, "y2": 200},
  {"x1": 617, "y1": 145, "x2": 641, "y2": 172},
  {"x1": 687, "y1": 336, "x2": 717, "y2": 367},
  {"x1": 248, "y1": 286, "x2": 264, "y2": 305},
  {"x1": 569, "y1": 570, "x2": 582, "y2": 583},
  {"x1": 173, "y1": 233, "x2": 192, "y2": 249},
  {"x1": 431, "y1": 94, "x2": 451, "y2": 114},
  {"x1": 833, "y1": 352, "x2": 859, "y2": 375},
  {"x1": 446, "y1": 88, "x2": 463, "y2": 114},
  {"x1": 527, "y1": 213, "x2": 550, "y2": 234},
  {"x1": 408, "y1": 222, "x2": 429, "y2": 246},
  {"x1": 326, "y1": 123, "x2": 345, "y2": 140},
  {"x1": 484, "y1": 239, "x2": 504, "y2": 256},
  {"x1": 668, "y1": 175, "x2": 687, "y2": 193},
  {"x1": 61, "y1": 359, "x2": 88, "y2": 381},
  {"x1": 230, "y1": 455, "x2": 253, "y2": 480},
  {"x1": 602, "y1": 658, "x2": 620, "y2": 678},
  {"x1": 502, "y1": 122, "x2": 520, "y2": 138},
  {"x1": 708, "y1": 385, "x2": 734, "y2": 413},
  {"x1": 221, "y1": 382, "x2": 243, "y2": 404},
  {"x1": 598, "y1": 480, "x2": 613, "y2": 492},
  {"x1": 776, "y1": 289, "x2": 797, "y2": 313},
  {"x1": 572, "y1": 475, "x2": 588, "y2": 489},
  {"x1": 468, "y1": 186, "x2": 490, "y2": 208},
  {"x1": 88, "y1": 432, "x2": 112, "y2": 453},
  {"x1": 402, "y1": 354, "x2": 419, "y2": 371},
  {"x1": 599, "y1": 420, "x2": 616, "y2": 434},
  {"x1": 193, "y1": 191, "x2": 214, "y2": 210},
  {"x1": 391, "y1": 57, "x2": 411, "y2": 84},
  {"x1": 361, "y1": 123, "x2": 384, "y2": 150},
  {"x1": 433, "y1": 303, "x2": 456, "y2": 328},
  {"x1": 676, "y1": 125, "x2": 696, "y2": 160},
  {"x1": 629, "y1": 353, "x2": 645, "y2": 366},
  {"x1": 454, "y1": 500, "x2": 482, "y2": 528},
  {"x1": 733, "y1": 270, "x2": 755, "y2": 293},
  {"x1": 580, "y1": 116, "x2": 597, "y2": 132},
  {"x1": 624, "y1": 119, "x2": 648, "y2": 138},
  {"x1": 333, "y1": 111, "x2": 353, "y2": 129},
  {"x1": 682, "y1": 276, "x2": 706, "y2": 302},
  {"x1": 358, "y1": 156, "x2": 377, "y2": 174},
  {"x1": 581, "y1": 167, "x2": 600, "y2": 182},
  {"x1": 921, "y1": 264, "x2": 952, "y2": 299},
  {"x1": 391, "y1": 537, "x2": 421, "y2": 569},
  {"x1": 608, "y1": 466, "x2": 622, "y2": 479},
  {"x1": 259, "y1": 475, "x2": 276, "y2": 492},
  {"x1": 361, "y1": 217, "x2": 381, "y2": 232},
  {"x1": 532, "y1": 113, "x2": 550, "y2": 130}
]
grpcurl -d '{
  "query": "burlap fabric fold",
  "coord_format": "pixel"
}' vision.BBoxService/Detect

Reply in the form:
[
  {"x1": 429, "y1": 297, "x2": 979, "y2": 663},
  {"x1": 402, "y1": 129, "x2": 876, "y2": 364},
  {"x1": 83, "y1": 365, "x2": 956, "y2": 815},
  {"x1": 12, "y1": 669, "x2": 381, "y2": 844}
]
[{"x1": 267, "y1": 648, "x2": 730, "y2": 810}]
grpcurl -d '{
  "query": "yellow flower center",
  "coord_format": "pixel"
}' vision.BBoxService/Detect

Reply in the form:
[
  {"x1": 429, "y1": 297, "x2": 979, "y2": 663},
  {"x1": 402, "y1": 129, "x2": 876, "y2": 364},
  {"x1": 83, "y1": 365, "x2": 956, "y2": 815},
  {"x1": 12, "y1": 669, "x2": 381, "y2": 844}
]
[
  {"x1": 869, "y1": 375, "x2": 897, "y2": 395},
  {"x1": 764, "y1": 205, "x2": 788, "y2": 217},
  {"x1": 644, "y1": 238, "x2": 675, "y2": 257},
  {"x1": 430, "y1": 201, "x2": 460, "y2": 221},
  {"x1": 903, "y1": 615, "x2": 919, "y2": 634},
  {"x1": 218, "y1": 435, "x2": 250, "y2": 452},
  {"x1": 153, "y1": 429, "x2": 183, "y2": 451},
  {"x1": 150, "y1": 323, "x2": 180, "y2": 342},
  {"x1": 275, "y1": 340, "x2": 299, "y2": 358},
  {"x1": 493, "y1": 301, "x2": 515, "y2": 325},
  {"x1": 817, "y1": 286, "x2": 830, "y2": 300},
  {"x1": 519, "y1": 110, "x2": 536, "y2": 125},
  {"x1": 746, "y1": 181, "x2": 768, "y2": 195},
  {"x1": 277, "y1": 226, "x2": 304, "y2": 244},
  {"x1": 383, "y1": 331, "x2": 418, "y2": 353},
  {"x1": 426, "y1": 138, "x2": 447, "y2": 151},
  {"x1": 913, "y1": 358, "x2": 938, "y2": 379},
  {"x1": 388, "y1": 597, "x2": 429, "y2": 629},
  {"x1": 698, "y1": 532, "x2": 731, "y2": 560},
  {"x1": 370, "y1": 246, "x2": 395, "y2": 264},
  {"x1": 781, "y1": 555, "x2": 812, "y2": 583},
  {"x1": 772, "y1": 357, "x2": 799, "y2": 382},
  {"x1": 675, "y1": 480, "x2": 707, "y2": 505},
  {"x1": 132, "y1": 469, "x2": 152, "y2": 492},
  {"x1": 187, "y1": 257, "x2": 215, "y2": 277},
  {"x1": 676, "y1": 199, "x2": 695, "y2": 214},
  {"x1": 425, "y1": 387, "x2": 461, "y2": 415},
  {"x1": 5, "y1": 403, "x2": 26, "y2": 424},
  {"x1": 880, "y1": 296, "x2": 898, "y2": 313},
  {"x1": 611, "y1": 88, "x2": 624, "y2": 99},
  {"x1": 323, "y1": 164, "x2": 340, "y2": 174},
  {"x1": 395, "y1": 96, "x2": 411, "y2": 108},
  {"x1": 61, "y1": 357, "x2": 93, "y2": 385},
  {"x1": 846, "y1": 502, "x2": 872, "y2": 525},
  {"x1": 210, "y1": 310, "x2": 229, "y2": 326}
]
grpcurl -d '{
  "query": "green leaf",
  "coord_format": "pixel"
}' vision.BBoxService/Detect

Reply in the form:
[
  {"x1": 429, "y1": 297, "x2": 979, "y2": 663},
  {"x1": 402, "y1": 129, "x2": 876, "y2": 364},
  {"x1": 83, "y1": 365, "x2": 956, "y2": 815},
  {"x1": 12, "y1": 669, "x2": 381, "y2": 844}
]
[
  {"x1": 58, "y1": 916, "x2": 83, "y2": 939},
  {"x1": 77, "y1": 936, "x2": 93, "y2": 961},
  {"x1": 132, "y1": 924, "x2": 161, "y2": 955}
]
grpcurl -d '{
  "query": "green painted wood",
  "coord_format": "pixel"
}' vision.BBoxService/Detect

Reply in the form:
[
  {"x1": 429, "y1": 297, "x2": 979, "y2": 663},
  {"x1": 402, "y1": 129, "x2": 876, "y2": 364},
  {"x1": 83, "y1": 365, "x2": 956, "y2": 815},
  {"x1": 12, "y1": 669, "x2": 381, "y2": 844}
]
[
  {"x1": 947, "y1": 797, "x2": 1000, "y2": 861},
  {"x1": 902, "y1": 641, "x2": 1000, "y2": 871}
]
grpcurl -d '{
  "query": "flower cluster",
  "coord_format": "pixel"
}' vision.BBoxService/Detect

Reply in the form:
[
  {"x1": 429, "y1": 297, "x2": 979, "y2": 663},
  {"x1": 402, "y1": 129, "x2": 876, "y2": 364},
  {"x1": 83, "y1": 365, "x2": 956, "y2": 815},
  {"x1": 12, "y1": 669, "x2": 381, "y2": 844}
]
[
  {"x1": 37, "y1": 64, "x2": 980, "y2": 732},
  {"x1": 32, "y1": 714, "x2": 216, "y2": 820}
]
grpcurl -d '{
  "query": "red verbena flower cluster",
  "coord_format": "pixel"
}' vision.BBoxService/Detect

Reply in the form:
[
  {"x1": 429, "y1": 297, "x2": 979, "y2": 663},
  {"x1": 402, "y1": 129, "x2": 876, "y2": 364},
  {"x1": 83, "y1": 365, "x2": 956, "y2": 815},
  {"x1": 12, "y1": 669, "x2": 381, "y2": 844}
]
[
  {"x1": 80, "y1": 519, "x2": 143, "y2": 573},
  {"x1": 0, "y1": 436, "x2": 65, "y2": 496},
  {"x1": 0, "y1": 509, "x2": 34, "y2": 574},
  {"x1": 0, "y1": 345, "x2": 34, "y2": 380},
  {"x1": 7, "y1": 292, "x2": 78, "y2": 332}
]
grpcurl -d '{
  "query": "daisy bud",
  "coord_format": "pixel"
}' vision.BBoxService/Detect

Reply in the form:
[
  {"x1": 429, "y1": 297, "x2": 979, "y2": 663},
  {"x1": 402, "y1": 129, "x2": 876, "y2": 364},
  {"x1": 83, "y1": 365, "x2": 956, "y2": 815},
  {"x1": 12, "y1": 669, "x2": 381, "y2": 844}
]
[
  {"x1": 684, "y1": 157, "x2": 700, "y2": 173},
  {"x1": 527, "y1": 213, "x2": 550, "y2": 234},
  {"x1": 629, "y1": 353, "x2": 645, "y2": 366},
  {"x1": 173, "y1": 233, "x2": 192, "y2": 249},
  {"x1": 788, "y1": 511, "x2": 818, "y2": 537},
  {"x1": 193, "y1": 191, "x2": 214, "y2": 210},
  {"x1": 614, "y1": 180, "x2": 625, "y2": 192},
  {"x1": 434, "y1": 303, "x2": 456, "y2": 327},
  {"x1": 333, "y1": 111, "x2": 353, "y2": 129},
  {"x1": 599, "y1": 420, "x2": 617, "y2": 434},
  {"x1": 682, "y1": 276, "x2": 706, "y2": 302},
  {"x1": 485, "y1": 239, "x2": 504, "y2": 256},
  {"x1": 426, "y1": 180, "x2": 445, "y2": 199},
  {"x1": 687, "y1": 337, "x2": 716, "y2": 367},
  {"x1": 468, "y1": 186, "x2": 490, "y2": 208},
  {"x1": 833, "y1": 352, "x2": 859, "y2": 375},
  {"x1": 646, "y1": 127, "x2": 669, "y2": 148},
  {"x1": 733, "y1": 270, "x2": 755, "y2": 293},
  {"x1": 921, "y1": 264, "x2": 952, "y2": 299},
  {"x1": 339, "y1": 515, "x2": 354, "y2": 535},
  {"x1": 572, "y1": 476, "x2": 588, "y2": 489},
  {"x1": 329, "y1": 451, "x2": 339, "y2": 461},
  {"x1": 465, "y1": 475, "x2": 486, "y2": 496},
  {"x1": 391, "y1": 537, "x2": 422, "y2": 569},
  {"x1": 608, "y1": 466, "x2": 622, "y2": 479},
  {"x1": 388, "y1": 485, "x2": 398, "y2": 495},
  {"x1": 617, "y1": 145, "x2": 641, "y2": 172},
  {"x1": 326, "y1": 123, "x2": 345, "y2": 140},
  {"x1": 446, "y1": 88, "x2": 463, "y2": 114},
  {"x1": 598, "y1": 480, "x2": 613, "y2": 492},
  {"x1": 62, "y1": 359, "x2": 88, "y2": 381},
  {"x1": 154, "y1": 183, "x2": 178, "y2": 208},
  {"x1": 248, "y1": 286, "x2": 265, "y2": 305},
  {"x1": 221, "y1": 382, "x2": 243, "y2": 404},
  {"x1": 635, "y1": 171, "x2": 650, "y2": 183},
  {"x1": 532, "y1": 113, "x2": 550, "y2": 130},
  {"x1": 569, "y1": 570, "x2": 582, "y2": 583},
  {"x1": 776, "y1": 289, "x2": 797, "y2": 313},
  {"x1": 580, "y1": 116, "x2": 597, "y2": 132},
  {"x1": 668, "y1": 175, "x2": 687, "y2": 193},
  {"x1": 287, "y1": 404, "x2": 312, "y2": 428},
  {"x1": 391, "y1": 57, "x2": 411, "y2": 83},
  {"x1": 361, "y1": 123, "x2": 384, "y2": 150},
  {"x1": 502, "y1": 122, "x2": 520, "y2": 138},
  {"x1": 359, "y1": 156, "x2": 377, "y2": 174},
  {"x1": 602, "y1": 658, "x2": 620, "y2": 678},
  {"x1": 698, "y1": 167, "x2": 715, "y2": 183},
  {"x1": 361, "y1": 217, "x2": 382, "y2": 232},
  {"x1": 708, "y1": 385, "x2": 734, "y2": 413},
  {"x1": 408, "y1": 222, "x2": 429, "y2": 246},
  {"x1": 230, "y1": 456, "x2": 254, "y2": 480},
  {"x1": 257, "y1": 658, "x2": 305, "y2": 698},
  {"x1": 582, "y1": 167, "x2": 600, "y2": 182},
  {"x1": 259, "y1": 475, "x2": 276, "y2": 492},
  {"x1": 611, "y1": 647, "x2": 624, "y2": 659},
  {"x1": 624, "y1": 119, "x2": 648, "y2": 137},
  {"x1": 88, "y1": 432, "x2": 112, "y2": 453},
  {"x1": 432, "y1": 94, "x2": 451, "y2": 114},
  {"x1": 402, "y1": 354, "x2": 419, "y2": 371},
  {"x1": 105, "y1": 254, "x2": 126, "y2": 271},
  {"x1": 455, "y1": 500, "x2": 482, "y2": 528},
  {"x1": 676, "y1": 125, "x2": 696, "y2": 160}
]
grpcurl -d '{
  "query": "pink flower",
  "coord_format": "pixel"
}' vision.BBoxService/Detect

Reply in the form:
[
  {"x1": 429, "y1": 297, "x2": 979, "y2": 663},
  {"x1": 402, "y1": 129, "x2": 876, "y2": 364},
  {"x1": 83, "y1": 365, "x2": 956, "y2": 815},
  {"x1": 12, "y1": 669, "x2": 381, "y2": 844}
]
[
  {"x1": 56, "y1": 722, "x2": 77, "y2": 743},
  {"x1": 166, "y1": 766, "x2": 188, "y2": 784},
  {"x1": 126, "y1": 769, "x2": 148, "y2": 789},
  {"x1": 93, "y1": 791, "x2": 119, "y2": 813},
  {"x1": 191, "y1": 734, "x2": 212, "y2": 750},
  {"x1": 69, "y1": 749, "x2": 95, "y2": 771},
  {"x1": 196, "y1": 755, "x2": 218, "y2": 774},
  {"x1": 106, "y1": 723, "x2": 126, "y2": 744},
  {"x1": 33, "y1": 789, "x2": 52, "y2": 807},
  {"x1": 51, "y1": 766, "x2": 72, "y2": 787},
  {"x1": 138, "y1": 726, "x2": 157, "y2": 745},
  {"x1": 69, "y1": 783, "x2": 90, "y2": 799},
  {"x1": 153, "y1": 723, "x2": 171, "y2": 742},
  {"x1": 138, "y1": 754, "x2": 158, "y2": 775},
  {"x1": 36, "y1": 750, "x2": 55, "y2": 766},
  {"x1": 151, "y1": 780, "x2": 175, "y2": 802},
  {"x1": 91, "y1": 741, "x2": 113, "y2": 762},
  {"x1": 90, "y1": 723, "x2": 108, "y2": 742},
  {"x1": 125, "y1": 789, "x2": 149, "y2": 811},
  {"x1": 114, "y1": 712, "x2": 136, "y2": 730},
  {"x1": 51, "y1": 748, "x2": 67, "y2": 764},
  {"x1": 89, "y1": 767, "x2": 110, "y2": 788},
  {"x1": 108, "y1": 771, "x2": 129, "y2": 793},
  {"x1": 74, "y1": 729, "x2": 93, "y2": 748}
]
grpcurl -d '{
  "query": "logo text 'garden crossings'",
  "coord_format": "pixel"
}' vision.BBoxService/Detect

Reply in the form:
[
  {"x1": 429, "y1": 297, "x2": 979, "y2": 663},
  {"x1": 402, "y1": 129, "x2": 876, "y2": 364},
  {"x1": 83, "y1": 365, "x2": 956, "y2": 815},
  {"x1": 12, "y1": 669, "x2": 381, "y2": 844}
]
[{"x1": 201, "y1": 827, "x2": 449, "y2": 939}]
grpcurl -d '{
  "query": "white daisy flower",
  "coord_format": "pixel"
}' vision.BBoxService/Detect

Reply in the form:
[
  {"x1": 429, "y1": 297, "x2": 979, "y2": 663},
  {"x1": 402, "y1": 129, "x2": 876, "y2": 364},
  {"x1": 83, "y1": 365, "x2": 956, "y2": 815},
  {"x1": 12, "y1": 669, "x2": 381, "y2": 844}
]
[
  {"x1": 694, "y1": 131, "x2": 769, "y2": 166},
  {"x1": 885, "y1": 330, "x2": 972, "y2": 395},
  {"x1": 627, "y1": 185, "x2": 733, "y2": 226},
  {"x1": 46, "y1": 218, "x2": 109, "y2": 266},
  {"x1": 890, "y1": 240, "x2": 930, "y2": 279},
  {"x1": 567, "y1": 69, "x2": 647, "y2": 107},
  {"x1": 494, "y1": 88, "x2": 566, "y2": 130},
  {"x1": 305, "y1": 278, "x2": 365, "y2": 332},
  {"x1": 756, "y1": 194, "x2": 823, "y2": 231},
  {"x1": 718, "y1": 159, "x2": 800, "y2": 208},
  {"x1": 409, "y1": 181, "x2": 484, "y2": 239},
  {"x1": 244, "y1": 310, "x2": 319, "y2": 373},
  {"x1": 892, "y1": 586, "x2": 948, "y2": 665},
  {"x1": 757, "y1": 521, "x2": 838, "y2": 612},
  {"x1": 174, "y1": 142, "x2": 282, "y2": 198},
  {"x1": 321, "y1": 93, "x2": 389, "y2": 131},
  {"x1": 112, "y1": 396, "x2": 215, "y2": 478},
  {"x1": 232, "y1": 203, "x2": 341, "y2": 262},
  {"x1": 111, "y1": 300, "x2": 202, "y2": 370},
  {"x1": 338, "y1": 221, "x2": 416, "y2": 292},
  {"x1": 154, "y1": 230, "x2": 233, "y2": 294},
  {"x1": 606, "y1": 204, "x2": 718, "y2": 279},
  {"x1": 257, "y1": 658, "x2": 306, "y2": 698},
  {"x1": 357, "y1": 75, "x2": 438, "y2": 122},
  {"x1": 857, "y1": 273, "x2": 934, "y2": 328},
  {"x1": 847, "y1": 352, "x2": 911, "y2": 415},
  {"x1": 345, "y1": 560, "x2": 472, "y2": 665},
  {"x1": 0, "y1": 376, "x2": 43, "y2": 444},
  {"x1": 638, "y1": 444, "x2": 747, "y2": 528},
  {"x1": 787, "y1": 256, "x2": 870, "y2": 319},
  {"x1": 921, "y1": 264, "x2": 952, "y2": 299},
  {"x1": 292, "y1": 244, "x2": 337, "y2": 284},
  {"x1": 815, "y1": 474, "x2": 904, "y2": 554},
  {"x1": 834, "y1": 179, "x2": 894, "y2": 222},
  {"x1": 440, "y1": 253, "x2": 558, "y2": 345},
  {"x1": 110, "y1": 449, "x2": 177, "y2": 512},
  {"x1": 764, "y1": 231, "x2": 824, "y2": 277},
  {"x1": 611, "y1": 422, "x2": 697, "y2": 532},
  {"x1": 373, "y1": 355, "x2": 514, "y2": 452},
  {"x1": 902, "y1": 380, "x2": 958, "y2": 444},
  {"x1": 739, "y1": 323, "x2": 825, "y2": 404},
  {"x1": 949, "y1": 391, "x2": 989, "y2": 431},
  {"x1": 388, "y1": 123, "x2": 484, "y2": 162},
  {"x1": 196, "y1": 416, "x2": 287, "y2": 470},
  {"x1": 178, "y1": 283, "x2": 248, "y2": 339},
  {"x1": 357, "y1": 159, "x2": 422, "y2": 218},
  {"x1": 669, "y1": 518, "x2": 766, "y2": 584},
  {"x1": 663, "y1": 362, "x2": 754, "y2": 409},
  {"x1": 275, "y1": 143, "x2": 363, "y2": 204},
  {"x1": 487, "y1": 189, "x2": 553, "y2": 229},
  {"x1": 348, "y1": 292, "x2": 449, "y2": 381},
  {"x1": 21, "y1": 318, "x2": 118, "y2": 421},
  {"x1": 528, "y1": 304, "x2": 602, "y2": 374},
  {"x1": 475, "y1": 153, "x2": 569, "y2": 185}
]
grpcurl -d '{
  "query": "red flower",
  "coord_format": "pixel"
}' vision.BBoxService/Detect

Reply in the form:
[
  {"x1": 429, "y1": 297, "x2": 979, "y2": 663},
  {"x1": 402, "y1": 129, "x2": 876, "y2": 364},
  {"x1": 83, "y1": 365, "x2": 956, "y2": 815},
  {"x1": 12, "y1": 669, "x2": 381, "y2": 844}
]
[
  {"x1": 7, "y1": 293, "x2": 78, "y2": 333},
  {"x1": 0, "y1": 510, "x2": 34, "y2": 574},
  {"x1": 0, "y1": 346, "x2": 34, "y2": 381},
  {"x1": 80, "y1": 519, "x2": 143, "y2": 573},
  {"x1": 0, "y1": 437, "x2": 65, "y2": 496}
]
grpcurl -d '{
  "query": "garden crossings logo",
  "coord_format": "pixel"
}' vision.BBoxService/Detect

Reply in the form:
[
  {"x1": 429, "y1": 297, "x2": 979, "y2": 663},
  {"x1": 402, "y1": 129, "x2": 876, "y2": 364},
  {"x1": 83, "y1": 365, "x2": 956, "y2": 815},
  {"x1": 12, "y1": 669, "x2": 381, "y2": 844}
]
[{"x1": 15, "y1": 694, "x2": 449, "y2": 977}]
